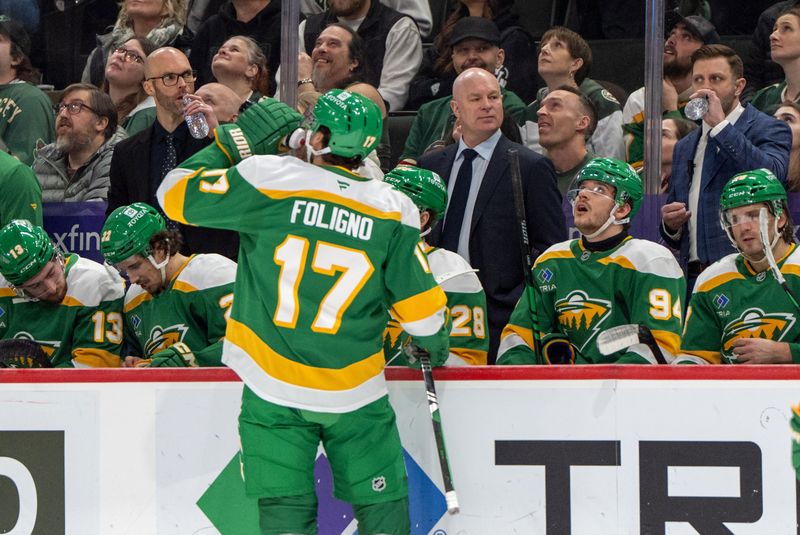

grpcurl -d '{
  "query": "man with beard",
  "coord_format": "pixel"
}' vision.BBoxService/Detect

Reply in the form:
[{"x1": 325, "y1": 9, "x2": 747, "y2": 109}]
[
  {"x1": 399, "y1": 17, "x2": 526, "y2": 165},
  {"x1": 108, "y1": 47, "x2": 240, "y2": 260},
  {"x1": 622, "y1": 14, "x2": 719, "y2": 170},
  {"x1": 32, "y1": 83, "x2": 126, "y2": 202},
  {"x1": 300, "y1": 0, "x2": 422, "y2": 112},
  {"x1": 661, "y1": 44, "x2": 792, "y2": 295}
]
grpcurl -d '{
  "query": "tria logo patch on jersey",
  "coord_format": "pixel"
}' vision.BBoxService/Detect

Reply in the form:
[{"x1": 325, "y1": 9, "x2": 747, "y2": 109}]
[
  {"x1": 714, "y1": 293, "x2": 730, "y2": 309},
  {"x1": 721, "y1": 307, "x2": 795, "y2": 359},
  {"x1": 144, "y1": 324, "x2": 189, "y2": 356},
  {"x1": 555, "y1": 290, "x2": 612, "y2": 351},
  {"x1": 538, "y1": 268, "x2": 553, "y2": 284},
  {"x1": 372, "y1": 476, "x2": 386, "y2": 492},
  {"x1": 131, "y1": 315, "x2": 141, "y2": 329},
  {"x1": 0, "y1": 306, "x2": 5, "y2": 318}
]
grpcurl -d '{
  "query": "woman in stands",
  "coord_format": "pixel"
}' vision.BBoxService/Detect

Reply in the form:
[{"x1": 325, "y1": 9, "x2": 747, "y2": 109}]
[
  {"x1": 82, "y1": 0, "x2": 191, "y2": 87},
  {"x1": 210, "y1": 35, "x2": 269, "y2": 105},
  {"x1": 659, "y1": 117, "x2": 698, "y2": 193},
  {"x1": 102, "y1": 37, "x2": 156, "y2": 136},
  {"x1": 775, "y1": 100, "x2": 800, "y2": 192},
  {"x1": 751, "y1": 7, "x2": 800, "y2": 116}
]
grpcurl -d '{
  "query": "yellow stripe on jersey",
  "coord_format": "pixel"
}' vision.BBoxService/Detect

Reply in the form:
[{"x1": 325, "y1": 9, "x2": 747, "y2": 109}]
[
  {"x1": 0, "y1": 288, "x2": 15, "y2": 297},
  {"x1": 162, "y1": 168, "x2": 199, "y2": 224},
  {"x1": 598, "y1": 255, "x2": 636, "y2": 271},
  {"x1": 696, "y1": 271, "x2": 745, "y2": 293},
  {"x1": 535, "y1": 249, "x2": 573, "y2": 265},
  {"x1": 678, "y1": 349, "x2": 720, "y2": 365},
  {"x1": 61, "y1": 296, "x2": 84, "y2": 307},
  {"x1": 652, "y1": 329, "x2": 681, "y2": 355},
  {"x1": 172, "y1": 280, "x2": 199, "y2": 293},
  {"x1": 391, "y1": 286, "x2": 447, "y2": 324},
  {"x1": 451, "y1": 346, "x2": 488, "y2": 365},
  {"x1": 501, "y1": 323, "x2": 534, "y2": 349},
  {"x1": 72, "y1": 348, "x2": 121, "y2": 367},
  {"x1": 226, "y1": 318, "x2": 385, "y2": 390},
  {"x1": 784, "y1": 264, "x2": 800, "y2": 278},
  {"x1": 124, "y1": 291, "x2": 152, "y2": 313},
  {"x1": 259, "y1": 188, "x2": 403, "y2": 222}
]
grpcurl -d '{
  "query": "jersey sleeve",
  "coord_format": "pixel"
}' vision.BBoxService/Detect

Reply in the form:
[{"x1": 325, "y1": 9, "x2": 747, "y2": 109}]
[
  {"x1": 70, "y1": 296, "x2": 124, "y2": 368},
  {"x1": 676, "y1": 291, "x2": 723, "y2": 365},
  {"x1": 496, "y1": 280, "x2": 549, "y2": 365},
  {"x1": 445, "y1": 283, "x2": 489, "y2": 365},
  {"x1": 192, "y1": 282, "x2": 234, "y2": 367}
]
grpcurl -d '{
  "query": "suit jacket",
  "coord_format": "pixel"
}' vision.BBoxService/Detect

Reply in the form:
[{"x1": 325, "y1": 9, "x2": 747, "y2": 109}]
[
  {"x1": 419, "y1": 134, "x2": 566, "y2": 363},
  {"x1": 107, "y1": 123, "x2": 240, "y2": 260},
  {"x1": 660, "y1": 104, "x2": 791, "y2": 270}
]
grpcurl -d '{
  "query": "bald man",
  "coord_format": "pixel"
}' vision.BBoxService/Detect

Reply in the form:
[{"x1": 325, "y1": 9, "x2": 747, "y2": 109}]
[
  {"x1": 107, "y1": 47, "x2": 240, "y2": 260},
  {"x1": 418, "y1": 68, "x2": 566, "y2": 363},
  {"x1": 197, "y1": 83, "x2": 244, "y2": 124}
]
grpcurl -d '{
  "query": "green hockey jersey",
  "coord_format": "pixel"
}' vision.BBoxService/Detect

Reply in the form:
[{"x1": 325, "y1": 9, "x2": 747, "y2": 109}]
[
  {"x1": 679, "y1": 245, "x2": 800, "y2": 364},
  {"x1": 384, "y1": 244, "x2": 488, "y2": 366},
  {"x1": 497, "y1": 236, "x2": 685, "y2": 364},
  {"x1": 158, "y1": 151, "x2": 447, "y2": 412},
  {"x1": 0, "y1": 254, "x2": 124, "y2": 367},
  {"x1": 123, "y1": 253, "x2": 236, "y2": 366}
]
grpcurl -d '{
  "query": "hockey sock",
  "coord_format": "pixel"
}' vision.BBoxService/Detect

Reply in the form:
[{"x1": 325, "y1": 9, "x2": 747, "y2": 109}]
[
  {"x1": 258, "y1": 492, "x2": 317, "y2": 535},
  {"x1": 352, "y1": 497, "x2": 410, "y2": 534}
]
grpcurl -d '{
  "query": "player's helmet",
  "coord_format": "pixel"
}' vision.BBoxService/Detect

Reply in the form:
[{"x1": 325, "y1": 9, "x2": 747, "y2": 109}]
[
  {"x1": 720, "y1": 168, "x2": 787, "y2": 219},
  {"x1": 574, "y1": 157, "x2": 644, "y2": 218},
  {"x1": 101, "y1": 203, "x2": 166, "y2": 265},
  {"x1": 384, "y1": 165, "x2": 448, "y2": 222},
  {"x1": 310, "y1": 89, "x2": 382, "y2": 159},
  {"x1": 0, "y1": 220, "x2": 56, "y2": 286}
]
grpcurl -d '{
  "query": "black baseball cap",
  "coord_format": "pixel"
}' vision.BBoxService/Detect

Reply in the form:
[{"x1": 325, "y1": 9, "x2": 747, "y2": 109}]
[
  {"x1": 449, "y1": 17, "x2": 501, "y2": 47},
  {"x1": 0, "y1": 15, "x2": 30, "y2": 58},
  {"x1": 666, "y1": 12, "x2": 720, "y2": 45}
]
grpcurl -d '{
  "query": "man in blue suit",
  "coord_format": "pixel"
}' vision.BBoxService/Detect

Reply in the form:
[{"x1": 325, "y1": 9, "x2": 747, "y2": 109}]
[
  {"x1": 418, "y1": 68, "x2": 566, "y2": 363},
  {"x1": 660, "y1": 44, "x2": 791, "y2": 294}
]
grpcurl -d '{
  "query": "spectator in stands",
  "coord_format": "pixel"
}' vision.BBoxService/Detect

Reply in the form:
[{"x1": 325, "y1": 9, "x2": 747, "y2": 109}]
[
  {"x1": 744, "y1": 0, "x2": 800, "y2": 101},
  {"x1": 190, "y1": 0, "x2": 281, "y2": 94},
  {"x1": 775, "y1": 100, "x2": 800, "y2": 192},
  {"x1": 300, "y1": 0, "x2": 422, "y2": 112},
  {"x1": 210, "y1": 35, "x2": 269, "y2": 104},
  {"x1": 196, "y1": 82, "x2": 244, "y2": 123},
  {"x1": 537, "y1": 85, "x2": 598, "y2": 194},
  {"x1": 0, "y1": 150, "x2": 42, "y2": 226},
  {"x1": 108, "y1": 47, "x2": 239, "y2": 260},
  {"x1": 623, "y1": 14, "x2": 718, "y2": 170},
  {"x1": 103, "y1": 37, "x2": 157, "y2": 137},
  {"x1": 659, "y1": 117, "x2": 698, "y2": 193},
  {"x1": 522, "y1": 27, "x2": 625, "y2": 161},
  {"x1": 399, "y1": 17, "x2": 526, "y2": 165},
  {"x1": 0, "y1": 16, "x2": 54, "y2": 166},
  {"x1": 751, "y1": 8, "x2": 800, "y2": 116},
  {"x1": 82, "y1": 0, "x2": 191, "y2": 88},
  {"x1": 418, "y1": 68, "x2": 565, "y2": 362},
  {"x1": 660, "y1": 44, "x2": 791, "y2": 294},
  {"x1": 301, "y1": 0, "x2": 433, "y2": 39},
  {"x1": 0, "y1": 1, "x2": 39, "y2": 34},
  {"x1": 32, "y1": 84, "x2": 127, "y2": 203}
]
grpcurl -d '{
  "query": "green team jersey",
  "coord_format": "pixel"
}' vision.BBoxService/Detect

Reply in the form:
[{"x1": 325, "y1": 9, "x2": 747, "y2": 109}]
[
  {"x1": 497, "y1": 236, "x2": 686, "y2": 364},
  {"x1": 385, "y1": 244, "x2": 488, "y2": 366},
  {"x1": 679, "y1": 244, "x2": 800, "y2": 364},
  {"x1": 750, "y1": 81, "x2": 791, "y2": 117},
  {"x1": 0, "y1": 81, "x2": 55, "y2": 165},
  {"x1": 0, "y1": 254, "x2": 124, "y2": 367},
  {"x1": 0, "y1": 150, "x2": 42, "y2": 227},
  {"x1": 123, "y1": 253, "x2": 236, "y2": 366},
  {"x1": 157, "y1": 150, "x2": 447, "y2": 412}
]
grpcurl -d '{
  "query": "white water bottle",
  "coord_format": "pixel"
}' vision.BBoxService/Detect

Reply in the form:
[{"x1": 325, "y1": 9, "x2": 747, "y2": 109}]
[{"x1": 183, "y1": 95, "x2": 209, "y2": 139}]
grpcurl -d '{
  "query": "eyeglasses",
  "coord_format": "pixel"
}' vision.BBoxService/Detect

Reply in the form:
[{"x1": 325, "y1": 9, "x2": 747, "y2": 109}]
[
  {"x1": 566, "y1": 184, "x2": 615, "y2": 204},
  {"x1": 54, "y1": 102, "x2": 97, "y2": 115},
  {"x1": 146, "y1": 69, "x2": 197, "y2": 86},
  {"x1": 113, "y1": 46, "x2": 144, "y2": 64}
]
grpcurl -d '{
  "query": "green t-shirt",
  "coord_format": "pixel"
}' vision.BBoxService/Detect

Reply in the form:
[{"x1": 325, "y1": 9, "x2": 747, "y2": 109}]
[
  {"x1": 750, "y1": 80, "x2": 790, "y2": 117},
  {"x1": 0, "y1": 81, "x2": 55, "y2": 165},
  {"x1": 0, "y1": 150, "x2": 42, "y2": 226}
]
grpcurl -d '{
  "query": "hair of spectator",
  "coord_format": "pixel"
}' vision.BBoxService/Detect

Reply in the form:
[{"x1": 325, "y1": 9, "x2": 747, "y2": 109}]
[
  {"x1": 779, "y1": 6, "x2": 800, "y2": 21},
  {"x1": 690, "y1": 44, "x2": 743, "y2": 79},
  {"x1": 4, "y1": 38, "x2": 39, "y2": 84},
  {"x1": 670, "y1": 117, "x2": 700, "y2": 140},
  {"x1": 149, "y1": 229, "x2": 184, "y2": 257},
  {"x1": 233, "y1": 35, "x2": 270, "y2": 96},
  {"x1": 102, "y1": 37, "x2": 157, "y2": 123},
  {"x1": 323, "y1": 22, "x2": 371, "y2": 85},
  {"x1": 317, "y1": 125, "x2": 364, "y2": 169},
  {"x1": 780, "y1": 200, "x2": 797, "y2": 243},
  {"x1": 61, "y1": 83, "x2": 119, "y2": 139},
  {"x1": 116, "y1": 0, "x2": 187, "y2": 29},
  {"x1": 553, "y1": 84, "x2": 598, "y2": 139},
  {"x1": 539, "y1": 27, "x2": 593, "y2": 85}
]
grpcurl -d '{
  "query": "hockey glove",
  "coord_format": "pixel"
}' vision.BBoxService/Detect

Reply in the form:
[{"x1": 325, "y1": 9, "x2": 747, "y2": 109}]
[
  {"x1": 150, "y1": 343, "x2": 198, "y2": 368},
  {"x1": 406, "y1": 324, "x2": 450, "y2": 368},
  {"x1": 215, "y1": 97, "x2": 302, "y2": 164},
  {"x1": 0, "y1": 339, "x2": 52, "y2": 368},
  {"x1": 542, "y1": 333, "x2": 576, "y2": 365}
]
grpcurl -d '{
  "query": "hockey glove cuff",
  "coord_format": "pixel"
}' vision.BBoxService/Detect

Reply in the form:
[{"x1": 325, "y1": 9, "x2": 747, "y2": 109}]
[
  {"x1": 542, "y1": 333, "x2": 576, "y2": 365},
  {"x1": 215, "y1": 98, "x2": 302, "y2": 164},
  {"x1": 150, "y1": 343, "x2": 197, "y2": 367}
]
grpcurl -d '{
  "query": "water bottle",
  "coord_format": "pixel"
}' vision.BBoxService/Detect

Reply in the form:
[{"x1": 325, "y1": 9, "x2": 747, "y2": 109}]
[{"x1": 183, "y1": 95, "x2": 209, "y2": 139}]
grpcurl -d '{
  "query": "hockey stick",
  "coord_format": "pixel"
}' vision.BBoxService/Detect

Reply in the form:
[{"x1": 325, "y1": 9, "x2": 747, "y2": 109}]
[
  {"x1": 419, "y1": 352, "x2": 459, "y2": 514},
  {"x1": 507, "y1": 148, "x2": 543, "y2": 363},
  {"x1": 596, "y1": 324, "x2": 668, "y2": 364},
  {"x1": 759, "y1": 208, "x2": 800, "y2": 315}
]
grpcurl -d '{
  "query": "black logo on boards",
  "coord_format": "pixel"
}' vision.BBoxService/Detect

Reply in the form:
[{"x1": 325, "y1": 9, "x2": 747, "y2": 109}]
[{"x1": 0, "y1": 431, "x2": 65, "y2": 534}]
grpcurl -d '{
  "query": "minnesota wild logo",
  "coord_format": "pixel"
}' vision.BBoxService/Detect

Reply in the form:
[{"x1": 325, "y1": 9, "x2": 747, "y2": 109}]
[
  {"x1": 721, "y1": 307, "x2": 795, "y2": 360},
  {"x1": 13, "y1": 331, "x2": 60, "y2": 356},
  {"x1": 144, "y1": 324, "x2": 189, "y2": 356},
  {"x1": 555, "y1": 290, "x2": 612, "y2": 351}
]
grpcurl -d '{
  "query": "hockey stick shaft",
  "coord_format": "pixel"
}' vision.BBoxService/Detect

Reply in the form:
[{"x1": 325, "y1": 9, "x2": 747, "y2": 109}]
[
  {"x1": 507, "y1": 148, "x2": 543, "y2": 362},
  {"x1": 638, "y1": 325, "x2": 668, "y2": 365},
  {"x1": 420, "y1": 353, "x2": 459, "y2": 514}
]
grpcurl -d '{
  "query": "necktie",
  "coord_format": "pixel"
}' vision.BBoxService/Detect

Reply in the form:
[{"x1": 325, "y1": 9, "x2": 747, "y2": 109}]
[
  {"x1": 158, "y1": 134, "x2": 180, "y2": 231},
  {"x1": 441, "y1": 148, "x2": 478, "y2": 252}
]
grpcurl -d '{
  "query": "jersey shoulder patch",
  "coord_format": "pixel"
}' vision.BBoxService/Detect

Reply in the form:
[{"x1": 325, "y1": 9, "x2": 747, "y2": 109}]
[
  {"x1": 427, "y1": 248, "x2": 482, "y2": 294},
  {"x1": 176, "y1": 254, "x2": 237, "y2": 292},
  {"x1": 693, "y1": 254, "x2": 741, "y2": 293},
  {"x1": 65, "y1": 257, "x2": 125, "y2": 306}
]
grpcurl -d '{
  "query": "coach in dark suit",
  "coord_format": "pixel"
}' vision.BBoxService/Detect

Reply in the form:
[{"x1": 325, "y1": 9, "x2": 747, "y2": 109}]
[
  {"x1": 660, "y1": 45, "x2": 791, "y2": 293},
  {"x1": 108, "y1": 47, "x2": 239, "y2": 260},
  {"x1": 419, "y1": 68, "x2": 566, "y2": 363}
]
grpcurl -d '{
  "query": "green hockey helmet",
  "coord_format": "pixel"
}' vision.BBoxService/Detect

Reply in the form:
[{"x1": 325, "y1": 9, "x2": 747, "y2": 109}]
[
  {"x1": 0, "y1": 220, "x2": 56, "y2": 286},
  {"x1": 101, "y1": 203, "x2": 166, "y2": 265},
  {"x1": 309, "y1": 89, "x2": 383, "y2": 159},
  {"x1": 384, "y1": 165, "x2": 448, "y2": 222},
  {"x1": 720, "y1": 168, "x2": 787, "y2": 218},
  {"x1": 573, "y1": 157, "x2": 644, "y2": 219}
]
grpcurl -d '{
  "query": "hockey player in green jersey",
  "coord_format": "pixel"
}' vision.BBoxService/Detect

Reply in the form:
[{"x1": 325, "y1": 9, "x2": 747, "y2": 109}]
[
  {"x1": 101, "y1": 202, "x2": 236, "y2": 367},
  {"x1": 0, "y1": 220, "x2": 124, "y2": 367},
  {"x1": 383, "y1": 164, "x2": 488, "y2": 365},
  {"x1": 497, "y1": 157, "x2": 686, "y2": 365},
  {"x1": 157, "y1": 90, "x2": 449, "y2": 534},
  {"x1": 677, "y1": 169, "x2": 800, "y2": 364}
]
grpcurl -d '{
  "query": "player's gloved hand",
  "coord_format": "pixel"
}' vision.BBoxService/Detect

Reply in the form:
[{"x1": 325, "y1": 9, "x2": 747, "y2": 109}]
[
  {"x1": 215, "y1": 97, "x2": 303, "y2": 163},
  {"x1": 542, "y1": 333, "x2": 576, "y2": 365},
  {"x1": 405, "y1": 325, "x2": 449, "y2": 369},
  {"x1": 149, "y1": 343, "x2": 198, "y2": 368},
  {"x1": 0, "y1": 339, "x2": 52, "y2": 368}
]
